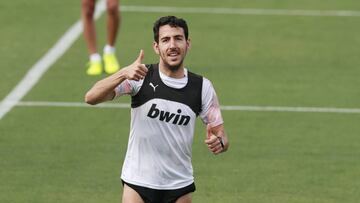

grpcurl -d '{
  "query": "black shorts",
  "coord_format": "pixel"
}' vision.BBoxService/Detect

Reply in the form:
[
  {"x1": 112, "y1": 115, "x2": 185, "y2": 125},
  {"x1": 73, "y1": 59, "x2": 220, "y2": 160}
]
[{"x1": 122, "y1": 180, "x2": 196, "y2": 203}]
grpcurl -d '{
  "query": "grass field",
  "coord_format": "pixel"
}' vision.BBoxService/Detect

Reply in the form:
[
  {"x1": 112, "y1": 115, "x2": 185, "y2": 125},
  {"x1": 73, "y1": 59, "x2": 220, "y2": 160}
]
[{"x1": 1, "y1": 0, "x2": 360, "y2": 202}]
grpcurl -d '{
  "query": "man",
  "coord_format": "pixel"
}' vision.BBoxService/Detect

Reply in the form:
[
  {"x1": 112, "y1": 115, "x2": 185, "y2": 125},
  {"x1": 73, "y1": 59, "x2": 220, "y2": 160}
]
[
  {"x1": 85, "y1": 16, "x2": 229, "y2": 203},
  {"x1": 82, "y1": 0, "x2": 120, "y2": 75}
]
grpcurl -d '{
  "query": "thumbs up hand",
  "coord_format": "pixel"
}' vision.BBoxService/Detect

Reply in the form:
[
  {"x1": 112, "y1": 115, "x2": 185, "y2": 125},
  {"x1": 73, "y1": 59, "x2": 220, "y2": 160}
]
[
  {"x1": 122, "y1": 49, "x2": 148, "y2": 81},
  {"x1": 205, "y1": 124, "x2": 226, "y2": 155}
]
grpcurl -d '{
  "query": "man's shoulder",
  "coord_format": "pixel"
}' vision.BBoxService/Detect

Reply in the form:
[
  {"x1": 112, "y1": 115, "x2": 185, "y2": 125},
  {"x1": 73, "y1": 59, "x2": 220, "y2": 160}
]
[
  {"x1": 187, "y1": 69, "x2": 202, "y2": 78},
  {"x1": 186, "y1": 69, "x2": 210, "y2": 86}
]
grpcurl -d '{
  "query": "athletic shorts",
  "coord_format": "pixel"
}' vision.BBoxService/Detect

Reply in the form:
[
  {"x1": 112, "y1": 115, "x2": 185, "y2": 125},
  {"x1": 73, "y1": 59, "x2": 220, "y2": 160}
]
[{"x1": 122, "y1": 180, "x2": 196, "y2": 203}]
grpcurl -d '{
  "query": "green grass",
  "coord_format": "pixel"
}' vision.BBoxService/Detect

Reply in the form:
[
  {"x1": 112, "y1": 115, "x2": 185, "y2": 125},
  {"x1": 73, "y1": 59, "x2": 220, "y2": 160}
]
[
  {"x1": 1, "y1": 0, "x2": 360, "y2": 202},
  {"x1": 192, "y1": 111, "x2": 360, "y2": 203}
]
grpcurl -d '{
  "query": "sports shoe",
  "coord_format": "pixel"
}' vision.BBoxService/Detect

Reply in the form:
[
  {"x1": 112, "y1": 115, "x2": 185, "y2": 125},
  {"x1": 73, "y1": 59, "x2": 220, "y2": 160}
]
[
  {"x1": 103, "y1": 53, "x2": 120, "y2": 74},
  {"x1": 86, "y1": 60, "x2": 103, "y2": 76}
]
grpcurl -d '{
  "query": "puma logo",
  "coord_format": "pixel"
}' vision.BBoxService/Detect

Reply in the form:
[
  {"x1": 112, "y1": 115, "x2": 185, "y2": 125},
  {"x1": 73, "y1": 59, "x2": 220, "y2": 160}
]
[{"x1": 149, "y1": 82, "x2": 159, "y2": 92}]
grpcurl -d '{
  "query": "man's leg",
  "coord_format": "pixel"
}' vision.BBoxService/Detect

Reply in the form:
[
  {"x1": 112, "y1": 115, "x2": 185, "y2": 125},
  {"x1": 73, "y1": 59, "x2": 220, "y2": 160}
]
[
  {"x1": 175, "y1": 193, "x2": 192, "y2": 203},
  {"x1": 103, "y1": 0, "x2": 120, "y2": 74},
  {"x1": 122, "y1": 184, "x2": 145, "y2": 203},
  {"x1": 82, "y1": 0, "x2": 102, "y2": 75},
  {"x1": 81, "y1": 0, "x2": 97, "y2": 55},
  {"x1": 106, "y1": 0, "x2": 120, "y2": 47}
]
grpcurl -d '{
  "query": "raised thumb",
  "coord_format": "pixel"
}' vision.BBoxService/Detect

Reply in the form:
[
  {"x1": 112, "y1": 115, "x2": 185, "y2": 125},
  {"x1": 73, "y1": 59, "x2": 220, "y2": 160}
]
[{"x1": 135, "y1": 49, "x2": 144, "y2": 63}]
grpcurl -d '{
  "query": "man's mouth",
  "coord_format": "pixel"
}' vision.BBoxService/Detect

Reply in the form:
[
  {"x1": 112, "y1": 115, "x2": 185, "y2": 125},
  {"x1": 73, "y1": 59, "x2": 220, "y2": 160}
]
[{"x1": 168, "y1": 52, "x2": 179, "y2": 57}]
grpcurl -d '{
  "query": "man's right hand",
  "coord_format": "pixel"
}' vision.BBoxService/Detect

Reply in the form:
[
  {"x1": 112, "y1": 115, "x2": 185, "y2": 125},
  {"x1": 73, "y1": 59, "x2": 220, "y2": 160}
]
[
  {"x1": 121, "y1": 49, "x2": 148, "y2": 81},
  {"x1": 85, "y1": 50, "x2": 149, "y2": 105}
]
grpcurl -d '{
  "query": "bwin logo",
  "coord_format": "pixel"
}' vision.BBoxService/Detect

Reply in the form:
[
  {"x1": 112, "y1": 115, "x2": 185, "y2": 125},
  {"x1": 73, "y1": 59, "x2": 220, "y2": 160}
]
[{"x1": 147, "y1": 104, "x2": 190, "y2": 126}]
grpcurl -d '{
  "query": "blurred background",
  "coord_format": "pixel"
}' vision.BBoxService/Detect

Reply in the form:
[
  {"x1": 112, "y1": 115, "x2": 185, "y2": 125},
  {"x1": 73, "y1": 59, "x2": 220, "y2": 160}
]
[{"x1": 1, "y1": 0, "x2": 360, "y2": 202}]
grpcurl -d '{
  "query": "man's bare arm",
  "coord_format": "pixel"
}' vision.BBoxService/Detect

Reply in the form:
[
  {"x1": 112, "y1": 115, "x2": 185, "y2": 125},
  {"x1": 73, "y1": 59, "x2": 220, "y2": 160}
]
[{"x1": 85, "y1": 50, "x2": 147, "y2": 105}]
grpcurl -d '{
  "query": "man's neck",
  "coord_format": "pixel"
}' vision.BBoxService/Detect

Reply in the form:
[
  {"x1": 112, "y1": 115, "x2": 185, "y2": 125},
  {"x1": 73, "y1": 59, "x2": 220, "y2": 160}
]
[{"x1": 159, "y1": 61, "x2": 185, "y2": 79}]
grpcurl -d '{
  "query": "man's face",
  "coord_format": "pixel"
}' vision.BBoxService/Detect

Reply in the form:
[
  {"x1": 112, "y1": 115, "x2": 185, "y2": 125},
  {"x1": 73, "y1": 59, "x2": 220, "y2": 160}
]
[{"x1": 153, "y1": 25, "x2": 190, "y2": 71}]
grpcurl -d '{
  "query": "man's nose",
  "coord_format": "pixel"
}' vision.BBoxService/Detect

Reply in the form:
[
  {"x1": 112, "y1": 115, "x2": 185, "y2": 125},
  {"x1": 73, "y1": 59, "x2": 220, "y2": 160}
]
[{"x1": 169, "y1": 39, "x2": 176, "y2": 48}]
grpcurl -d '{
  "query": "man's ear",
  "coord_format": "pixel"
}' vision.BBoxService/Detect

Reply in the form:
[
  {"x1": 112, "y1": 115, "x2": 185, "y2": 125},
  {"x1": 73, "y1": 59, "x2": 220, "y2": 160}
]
[{"x1": 153, "y1": 41, "x2": 160, "y2": 55}]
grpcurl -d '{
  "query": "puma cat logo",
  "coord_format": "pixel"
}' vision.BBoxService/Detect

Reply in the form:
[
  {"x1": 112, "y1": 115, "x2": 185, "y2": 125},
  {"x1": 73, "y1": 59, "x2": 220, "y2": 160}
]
[{"x1": 149, "y1": 82, "x2": 159, "y2": 92}]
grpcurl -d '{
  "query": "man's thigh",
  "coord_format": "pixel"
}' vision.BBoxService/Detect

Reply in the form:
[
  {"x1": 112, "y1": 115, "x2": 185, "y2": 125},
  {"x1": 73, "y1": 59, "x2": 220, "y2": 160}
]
[
  {"x1": 122, "y1": 184, "x2": 144, "y2": 203},
  {"x1": 175, "y1": 193, "x2": 192, "y2": 203}
]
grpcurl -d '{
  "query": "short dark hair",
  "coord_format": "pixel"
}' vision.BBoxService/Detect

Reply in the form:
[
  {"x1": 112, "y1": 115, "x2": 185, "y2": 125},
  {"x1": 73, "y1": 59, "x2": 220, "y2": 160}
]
[{"x1": 153, "y1": 16, "x2": 189, "y2": 43}]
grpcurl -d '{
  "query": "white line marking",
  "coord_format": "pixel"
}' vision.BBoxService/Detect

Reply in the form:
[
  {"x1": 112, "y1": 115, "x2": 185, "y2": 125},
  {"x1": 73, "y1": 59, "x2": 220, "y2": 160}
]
[
  {"x1": 121, "y1": 5, "x2": 360, "y2": 17},
  {"x1": 0, "y1": 0, "x2": 106, "y2": 120},
  {"x1": 16, "y1": 101, "x2": 360, "y2": 114},
  {"x1": 220, "y1": 105, "x2": 360, "y2": 113}
]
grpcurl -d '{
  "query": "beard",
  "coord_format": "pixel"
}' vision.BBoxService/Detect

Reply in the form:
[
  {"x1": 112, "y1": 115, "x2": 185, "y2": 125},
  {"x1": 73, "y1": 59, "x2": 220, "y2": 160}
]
[
  {"x1": 162, "y1": 58, "x2": 184, "y2": 72},
  {"x1": 159, "y1": 50, "x2": 186, "y2": 72}
]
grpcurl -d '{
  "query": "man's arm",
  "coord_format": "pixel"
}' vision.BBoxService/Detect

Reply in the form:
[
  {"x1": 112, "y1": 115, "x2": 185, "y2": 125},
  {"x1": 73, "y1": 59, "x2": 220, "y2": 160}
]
[
  {"x1": 200, "y1": 78, "x2": 229, "y2": 155},
  {"x1": 205, "y1": 124, "x2": 229, "y2": 155},
  {"x1": 85, "y1": 50, "x2": 147, "y2": 105}
]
